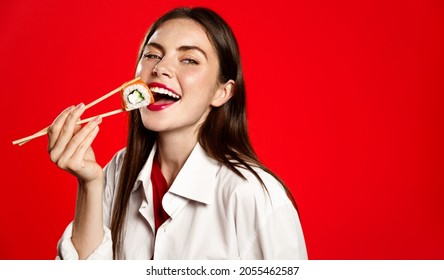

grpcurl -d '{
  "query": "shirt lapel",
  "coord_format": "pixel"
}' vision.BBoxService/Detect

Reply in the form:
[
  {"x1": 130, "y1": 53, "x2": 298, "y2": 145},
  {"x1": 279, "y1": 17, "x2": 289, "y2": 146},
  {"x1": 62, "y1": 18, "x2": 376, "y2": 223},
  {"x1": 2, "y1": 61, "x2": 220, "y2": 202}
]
[
  {"x1": 133, "y1": 143, "x2": 158, "y2": 233},
  {"x1": 163, "y1": 143, "x2": 221, "y2": 218}
]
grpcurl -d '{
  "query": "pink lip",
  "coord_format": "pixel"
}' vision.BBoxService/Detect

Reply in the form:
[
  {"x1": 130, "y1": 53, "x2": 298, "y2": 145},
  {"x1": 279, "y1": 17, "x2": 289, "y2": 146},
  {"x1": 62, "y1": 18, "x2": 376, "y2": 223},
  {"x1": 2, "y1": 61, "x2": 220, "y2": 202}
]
[
  {"x1": 148, "y1": 102, "x2": 175, "y2": 111},
  {"x1": 147, "y1": 82, "x2": 180, "y2": 111}
]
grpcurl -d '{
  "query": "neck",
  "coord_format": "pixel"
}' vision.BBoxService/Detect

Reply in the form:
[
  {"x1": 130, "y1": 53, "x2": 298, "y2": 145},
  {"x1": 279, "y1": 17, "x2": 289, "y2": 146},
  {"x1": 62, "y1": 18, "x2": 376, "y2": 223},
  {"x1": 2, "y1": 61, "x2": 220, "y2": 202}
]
[{"x1": 156, "y1": 130, "x2": 198, "y2": 186}]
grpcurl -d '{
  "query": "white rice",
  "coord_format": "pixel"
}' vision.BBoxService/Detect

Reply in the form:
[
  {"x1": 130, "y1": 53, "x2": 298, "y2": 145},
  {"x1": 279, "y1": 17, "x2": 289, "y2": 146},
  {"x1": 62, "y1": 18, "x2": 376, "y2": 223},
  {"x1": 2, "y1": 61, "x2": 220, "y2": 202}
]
[{"x1": 121, "y1": 83, "x2": 151, "y2": 111}]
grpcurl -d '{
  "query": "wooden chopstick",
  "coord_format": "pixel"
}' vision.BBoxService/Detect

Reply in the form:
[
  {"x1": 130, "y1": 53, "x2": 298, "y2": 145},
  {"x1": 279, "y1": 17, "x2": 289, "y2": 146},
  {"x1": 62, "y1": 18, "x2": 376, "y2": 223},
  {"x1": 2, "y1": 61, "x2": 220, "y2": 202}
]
[
  {"x1": 12, "y1": 77, "x2": 140, "y2": 146},
  {"x1": 13, "y1": 109, "x2": 125, "y2": 145},
  {"x1": 83, "y1": 77, "x2": 140, "y2": 110}
]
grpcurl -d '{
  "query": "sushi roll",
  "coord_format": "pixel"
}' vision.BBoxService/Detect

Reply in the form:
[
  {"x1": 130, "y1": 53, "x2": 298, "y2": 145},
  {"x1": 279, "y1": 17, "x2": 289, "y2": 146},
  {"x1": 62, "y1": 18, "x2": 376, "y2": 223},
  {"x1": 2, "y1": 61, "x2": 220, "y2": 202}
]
[{"x1": 121, "y1": 80, "x2": 154, "y2": 111}]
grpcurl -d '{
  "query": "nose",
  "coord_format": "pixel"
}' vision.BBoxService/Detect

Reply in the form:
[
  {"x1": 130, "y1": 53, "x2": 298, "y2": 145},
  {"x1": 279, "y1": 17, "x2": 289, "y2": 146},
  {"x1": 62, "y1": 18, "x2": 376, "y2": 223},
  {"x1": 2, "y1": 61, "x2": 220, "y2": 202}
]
[{"x1": 152, "y1": 57, "x2": 174, "y2": 78}]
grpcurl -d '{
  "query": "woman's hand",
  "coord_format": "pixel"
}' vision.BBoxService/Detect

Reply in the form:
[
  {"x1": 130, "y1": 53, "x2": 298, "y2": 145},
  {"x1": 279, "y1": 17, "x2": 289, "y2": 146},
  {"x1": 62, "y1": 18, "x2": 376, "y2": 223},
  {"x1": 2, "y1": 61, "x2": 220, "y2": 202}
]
[
  {"x1": 48, "y1": 103, "x2": 103, "y2": 184},
  {"x1": 49, "y1": 103, "x2": 106, "y2": 259}
]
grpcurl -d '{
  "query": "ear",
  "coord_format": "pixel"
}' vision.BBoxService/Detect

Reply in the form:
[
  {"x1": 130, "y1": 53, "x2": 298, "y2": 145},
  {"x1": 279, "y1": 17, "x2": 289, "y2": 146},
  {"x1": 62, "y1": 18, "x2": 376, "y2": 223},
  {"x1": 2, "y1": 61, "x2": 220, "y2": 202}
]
[{"x1": 211, "y1": 80, "x2": 235, "y2": 107}]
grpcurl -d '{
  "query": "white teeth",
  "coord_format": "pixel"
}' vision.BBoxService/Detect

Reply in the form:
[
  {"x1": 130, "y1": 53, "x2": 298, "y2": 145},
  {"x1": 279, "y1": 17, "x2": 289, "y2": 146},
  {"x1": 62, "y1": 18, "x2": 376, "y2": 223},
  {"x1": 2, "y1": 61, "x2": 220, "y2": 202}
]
[{"x1": 149, "y1": 86, "x2": 180, "y2": 99}]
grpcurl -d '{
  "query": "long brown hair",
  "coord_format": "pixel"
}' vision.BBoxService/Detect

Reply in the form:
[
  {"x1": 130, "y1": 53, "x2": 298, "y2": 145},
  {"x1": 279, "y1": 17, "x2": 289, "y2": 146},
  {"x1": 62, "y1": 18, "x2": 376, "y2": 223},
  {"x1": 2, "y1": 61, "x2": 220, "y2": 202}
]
[{"x1": 110, "y1": 7, "x2": 297, "y2": 259}]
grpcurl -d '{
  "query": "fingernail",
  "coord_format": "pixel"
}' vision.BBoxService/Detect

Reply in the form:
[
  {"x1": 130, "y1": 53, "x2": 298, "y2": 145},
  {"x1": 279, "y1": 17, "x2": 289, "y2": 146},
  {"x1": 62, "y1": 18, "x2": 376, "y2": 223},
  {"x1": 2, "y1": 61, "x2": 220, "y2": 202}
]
[
  {"x1": 93, "y1": 116, "x2": 102, "y2": 123},
  {"x1": 76, "y1": 103, "x2": 85, "y2": 109}
]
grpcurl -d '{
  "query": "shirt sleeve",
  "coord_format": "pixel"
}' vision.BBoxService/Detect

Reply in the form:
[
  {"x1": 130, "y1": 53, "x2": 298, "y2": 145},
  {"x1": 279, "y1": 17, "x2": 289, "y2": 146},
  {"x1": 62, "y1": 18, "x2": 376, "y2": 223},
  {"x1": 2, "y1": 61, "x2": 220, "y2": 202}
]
[
  {"x1": 254, "y1": 203, "x2": 308, "y2": 259},
  {"x1": 56, "y1": 148, "x2": 126, "y2": 260},
  {"x1": 56, "y1": 222, "x2": 113, "y2": 260},
  {"x1": 232, "y1": 169, "x2": 308, "y2": 260}
]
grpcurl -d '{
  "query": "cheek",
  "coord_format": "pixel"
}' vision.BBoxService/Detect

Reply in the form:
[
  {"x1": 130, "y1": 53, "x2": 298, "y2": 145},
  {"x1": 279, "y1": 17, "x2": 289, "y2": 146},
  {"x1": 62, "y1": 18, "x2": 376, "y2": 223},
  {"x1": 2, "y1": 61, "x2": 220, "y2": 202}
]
[
  {"x1": 135, "y1": 60, "x2": 155, "y2": 77},
  {"x1": 181, "y1": 70, "x2": 218, "y2": 101},
  {"x1": 135, "y1": 61, "x2": 143, "y2": 76}
]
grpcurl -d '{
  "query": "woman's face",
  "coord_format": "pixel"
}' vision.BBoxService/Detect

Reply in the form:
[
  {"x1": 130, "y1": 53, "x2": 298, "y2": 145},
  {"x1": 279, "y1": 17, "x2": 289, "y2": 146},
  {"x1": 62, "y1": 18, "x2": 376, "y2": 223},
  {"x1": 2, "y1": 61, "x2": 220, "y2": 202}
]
[{"x1": 136, "y1": 18, "x2": 231, "y2": 137}]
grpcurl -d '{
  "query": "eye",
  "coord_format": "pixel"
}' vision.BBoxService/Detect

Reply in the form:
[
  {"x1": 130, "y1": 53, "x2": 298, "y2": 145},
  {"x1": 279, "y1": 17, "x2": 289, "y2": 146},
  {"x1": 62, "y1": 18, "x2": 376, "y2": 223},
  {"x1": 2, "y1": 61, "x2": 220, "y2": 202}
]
[
  {"x1": 143, "y1": 53, "x2": 162, "y2": 60},
  {"x1": 182, "y1": 58, "x2": 199, "y2": 65}
]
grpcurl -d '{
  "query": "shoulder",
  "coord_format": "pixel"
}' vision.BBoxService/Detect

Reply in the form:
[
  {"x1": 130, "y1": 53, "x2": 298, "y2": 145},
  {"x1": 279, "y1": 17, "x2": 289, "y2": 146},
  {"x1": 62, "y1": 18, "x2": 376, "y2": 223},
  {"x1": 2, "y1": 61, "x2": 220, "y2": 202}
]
[
  {"x1": 104, "y1": 147, "x2": 127, "y2": 172},
  {"x1": 215, "y1": 164, "x2": 306, "y2": 259},
  {"x1": 216, "y1": 164, "x2": 292, "y2": 211},
  {"x1": 102, "y1": 147, "x2": 128, "y2": 182}
]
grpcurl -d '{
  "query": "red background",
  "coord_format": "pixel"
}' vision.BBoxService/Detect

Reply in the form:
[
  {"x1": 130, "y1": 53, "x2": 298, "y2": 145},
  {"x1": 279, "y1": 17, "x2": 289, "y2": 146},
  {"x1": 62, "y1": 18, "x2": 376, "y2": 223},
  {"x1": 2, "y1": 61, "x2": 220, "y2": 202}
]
[{"x1": 1, "y1": 0, "x2": 443, "y2": 260}]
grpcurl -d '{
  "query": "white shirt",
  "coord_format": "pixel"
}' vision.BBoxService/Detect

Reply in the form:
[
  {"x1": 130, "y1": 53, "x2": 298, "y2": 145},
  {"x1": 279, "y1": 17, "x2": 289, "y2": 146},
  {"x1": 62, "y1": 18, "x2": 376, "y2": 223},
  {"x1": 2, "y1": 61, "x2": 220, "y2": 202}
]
[{"x1": 57, "y1": 143, "x2": 307, "y2": 259}]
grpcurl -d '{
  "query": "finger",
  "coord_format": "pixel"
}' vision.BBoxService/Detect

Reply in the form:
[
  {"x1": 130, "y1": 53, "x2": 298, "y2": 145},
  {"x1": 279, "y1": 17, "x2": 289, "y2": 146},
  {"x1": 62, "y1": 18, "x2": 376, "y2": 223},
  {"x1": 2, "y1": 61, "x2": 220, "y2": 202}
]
[
  {"x1": 73, "y1": 122, "x2": 82, "y2": 135},
  {"x1": 47, "y1": 105, "x2": 75, "y2": 151},
  {"x1": 71, "y1": 125, "x2": 100, "y2": 168},
  {"x1": 57, "y1": 116, "x2": 102, "y2": 166},
  {"x1": 49, "y1": 103, "x2": 87, "y2": 162}
]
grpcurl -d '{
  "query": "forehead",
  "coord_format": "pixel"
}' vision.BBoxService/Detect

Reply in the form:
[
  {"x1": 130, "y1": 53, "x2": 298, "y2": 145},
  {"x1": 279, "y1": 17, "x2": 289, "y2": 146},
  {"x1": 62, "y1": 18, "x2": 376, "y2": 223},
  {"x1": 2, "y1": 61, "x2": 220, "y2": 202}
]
[{"x1": 148, "y1": 18, "x2": 214, "y2": 50}]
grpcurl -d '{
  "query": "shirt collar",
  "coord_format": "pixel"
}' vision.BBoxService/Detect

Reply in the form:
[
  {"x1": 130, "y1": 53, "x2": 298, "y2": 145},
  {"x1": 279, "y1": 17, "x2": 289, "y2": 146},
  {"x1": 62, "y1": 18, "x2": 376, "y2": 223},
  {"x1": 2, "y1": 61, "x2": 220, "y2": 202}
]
[
  {"x1": 132, "y1": 142, "x2": 220, "y2": 205},
  {"x1": 132, "y1": 142, "x2": 157, "y2": 194},
  {"x1": 168, "y1": 143, "x2": 220, "y2": 205}
]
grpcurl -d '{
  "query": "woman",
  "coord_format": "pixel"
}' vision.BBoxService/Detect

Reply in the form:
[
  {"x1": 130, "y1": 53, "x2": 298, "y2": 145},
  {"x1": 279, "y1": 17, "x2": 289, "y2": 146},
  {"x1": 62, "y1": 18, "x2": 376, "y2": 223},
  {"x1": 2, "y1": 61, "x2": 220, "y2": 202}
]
[{"x1": 50, "y1": 7, "x2": 307, "y2": 260}]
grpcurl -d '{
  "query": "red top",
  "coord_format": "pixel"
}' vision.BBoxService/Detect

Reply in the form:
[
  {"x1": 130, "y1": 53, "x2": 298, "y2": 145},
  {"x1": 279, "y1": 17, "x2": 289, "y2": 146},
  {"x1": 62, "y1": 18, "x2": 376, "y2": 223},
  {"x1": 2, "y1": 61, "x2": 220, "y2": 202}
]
[{"x1": 150, "y1": 154, "x2": 170, "y2": 233}]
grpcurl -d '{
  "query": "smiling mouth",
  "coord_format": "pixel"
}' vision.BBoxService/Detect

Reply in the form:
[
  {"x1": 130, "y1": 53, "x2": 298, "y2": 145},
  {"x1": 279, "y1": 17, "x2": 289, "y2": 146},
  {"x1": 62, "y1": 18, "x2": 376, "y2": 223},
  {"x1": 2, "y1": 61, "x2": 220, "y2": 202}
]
[{"x1": 149, "y1": 86, "x2": 181, "y2": 104}]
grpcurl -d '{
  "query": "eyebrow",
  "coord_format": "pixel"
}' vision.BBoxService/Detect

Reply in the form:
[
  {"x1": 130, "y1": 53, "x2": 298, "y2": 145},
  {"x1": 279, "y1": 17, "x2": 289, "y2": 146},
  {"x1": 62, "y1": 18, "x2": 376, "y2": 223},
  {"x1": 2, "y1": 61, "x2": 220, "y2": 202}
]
[
  {"x1": 178, "y1": 46, "x2": 208, "y2": 60},
  {"x1": 146, "y1": 42, "x2": 208, "y2": 60}
]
